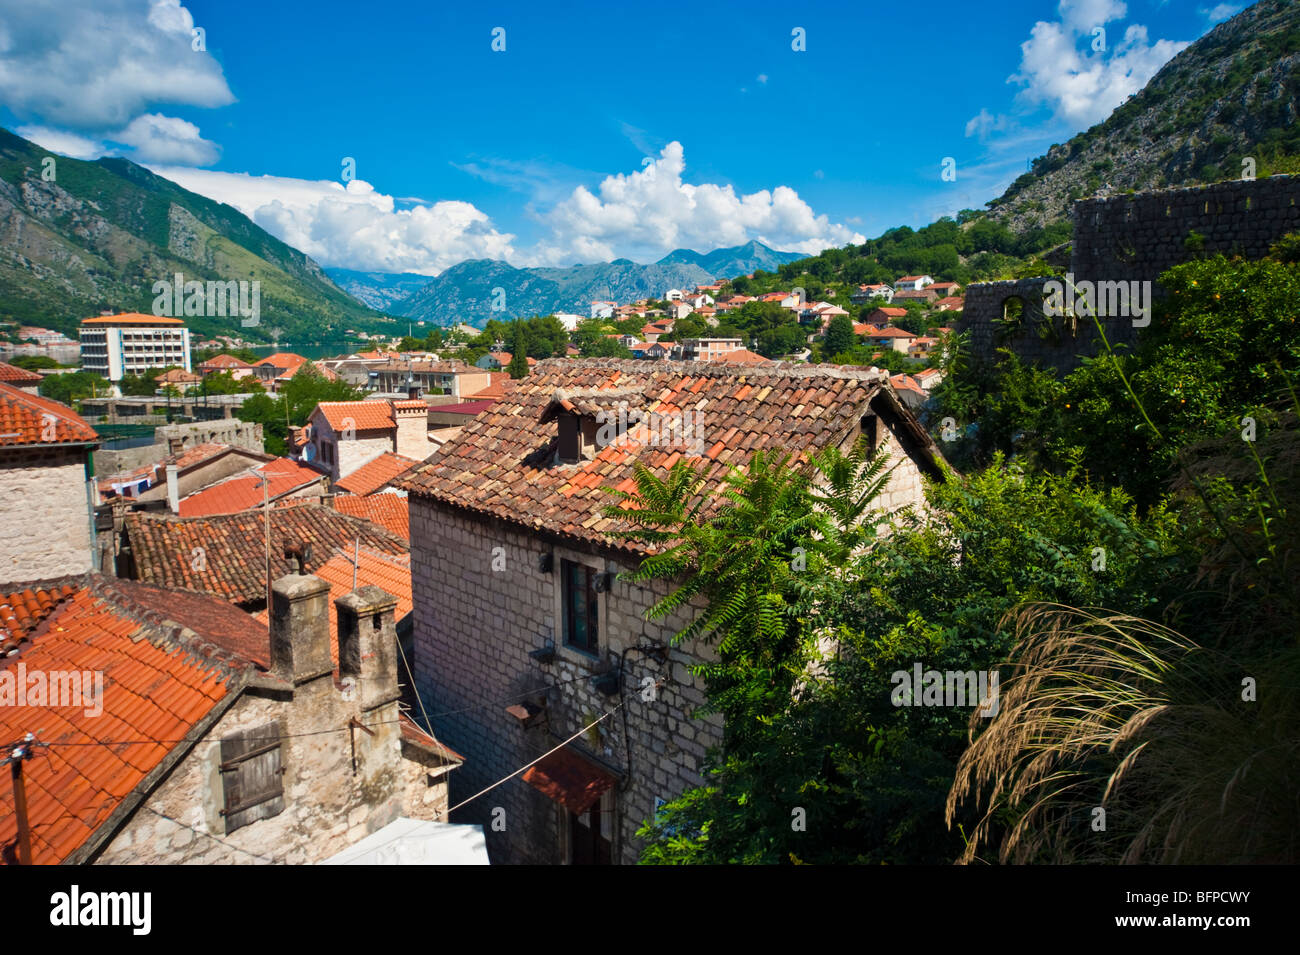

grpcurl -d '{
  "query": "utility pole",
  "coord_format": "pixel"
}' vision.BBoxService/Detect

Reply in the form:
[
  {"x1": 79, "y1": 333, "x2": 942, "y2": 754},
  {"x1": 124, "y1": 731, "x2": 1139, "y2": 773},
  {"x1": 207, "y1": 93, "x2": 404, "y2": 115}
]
[{"x1": 4, "y1": 734, "x2": 39, "y2": 865}]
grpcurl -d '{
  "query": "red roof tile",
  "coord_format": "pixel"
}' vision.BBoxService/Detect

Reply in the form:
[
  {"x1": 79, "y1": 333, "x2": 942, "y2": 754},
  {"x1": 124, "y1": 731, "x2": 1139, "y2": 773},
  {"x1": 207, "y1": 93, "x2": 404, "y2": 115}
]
[
  {"x1": 334, "y1": 494, "x2": 409, "y2": 540},
  {"x1": 0, "y1": 582, "x2": 77, "y2": 653},
  {"x1": 313, "y1": 400, "x2": 395, "y2": 433},
  {"x1": 335, "y1": 453, "x2": 420, "y2": 497},
  {"x1": 0, "y1": 577, "x2": 261, "y2": 864},
  {"x1": 80, "y1": 313, "x2": 184, "y2": 326},
  {"x1": 124, "y1": 503, "x2": 408, "y2": 605},
  {"x1": 0, "y1": 382, "x2": 98, "y2": 448},
  {"x1": 397, "y1": 358, "x2": 943, "y2": 554},
  {"x1": 178, "y1": 457, "x2": 325, "y2": 517},
  {"x1": 0, "y1": 362, "x2": 42, "y2": 385}
]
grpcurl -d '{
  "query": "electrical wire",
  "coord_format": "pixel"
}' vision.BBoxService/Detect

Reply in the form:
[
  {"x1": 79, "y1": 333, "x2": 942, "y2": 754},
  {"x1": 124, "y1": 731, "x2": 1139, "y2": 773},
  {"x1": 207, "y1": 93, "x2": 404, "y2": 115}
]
[{"x1": 436, "y1": 702, "x2": 624, "y2": 821}]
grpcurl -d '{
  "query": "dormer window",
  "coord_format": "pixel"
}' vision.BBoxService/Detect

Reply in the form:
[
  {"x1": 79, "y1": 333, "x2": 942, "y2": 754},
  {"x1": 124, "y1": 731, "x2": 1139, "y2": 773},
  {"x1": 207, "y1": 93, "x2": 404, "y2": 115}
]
[{"x1": 540, "y1": 389, "x2": 644, "y2": 465}]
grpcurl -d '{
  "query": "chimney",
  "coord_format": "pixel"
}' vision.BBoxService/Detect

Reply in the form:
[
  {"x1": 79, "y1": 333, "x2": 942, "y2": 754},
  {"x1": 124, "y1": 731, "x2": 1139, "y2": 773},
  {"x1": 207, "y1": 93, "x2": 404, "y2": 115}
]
[
  {"x1": 269, "y1": 573, "x2": 333, "y2": 686},
  {"x1": 166, "y1": 464, "x2": 180, "y2": 513},
  {"x1": 167, "y1": 436, "x2": 185, "y2": 455},
  {"x1": 391, "y1": 399, "x2": 428, "y2": 460},
  {"x1": 336, "y1": 585, "x2": 400, "y2": 712}
]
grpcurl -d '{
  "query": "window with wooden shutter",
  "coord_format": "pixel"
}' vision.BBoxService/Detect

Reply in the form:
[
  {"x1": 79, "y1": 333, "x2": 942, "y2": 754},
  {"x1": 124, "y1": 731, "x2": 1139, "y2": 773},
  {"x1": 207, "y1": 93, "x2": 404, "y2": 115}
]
[{"x1": 219, "y1": 720, "x2": 285, "y2": 834}]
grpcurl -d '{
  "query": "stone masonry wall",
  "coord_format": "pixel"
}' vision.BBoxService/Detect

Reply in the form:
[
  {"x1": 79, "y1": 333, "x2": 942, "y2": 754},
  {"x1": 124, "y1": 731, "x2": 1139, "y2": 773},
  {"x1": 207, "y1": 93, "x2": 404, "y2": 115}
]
[
  {"x1": 409, "y1": 500, "x2": 723, "y2": 865},
  {"x1": 960, "y1": 175, "x2": 1300, "y2": 372},
  {"x1": 0, "y1": 448, "x2": 92, "y2": 586}
]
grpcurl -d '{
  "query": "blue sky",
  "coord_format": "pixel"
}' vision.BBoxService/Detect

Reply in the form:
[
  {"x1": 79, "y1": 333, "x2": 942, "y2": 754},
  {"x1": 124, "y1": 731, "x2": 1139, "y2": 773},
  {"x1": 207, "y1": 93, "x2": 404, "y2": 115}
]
[{"x1": 0, "y1": 0, "x2": 1245, "y2": 273}]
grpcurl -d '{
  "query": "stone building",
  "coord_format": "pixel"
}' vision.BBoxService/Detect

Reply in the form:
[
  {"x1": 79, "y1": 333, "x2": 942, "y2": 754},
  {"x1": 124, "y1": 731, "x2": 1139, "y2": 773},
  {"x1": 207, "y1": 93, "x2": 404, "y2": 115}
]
[
  {"x1": 0, "y1": 571, "x2": 462, "y2": 865},
  {"x1": 397, "y1": 358, "x2": 947, "y2": 864},
  {"x1": 303, "y1": 399, "x2": 430, "y2": 481},
  {"x1": 960, "y1": 175, "x2": 1300, "y2": 372},
  {"x1": 0, "y1": 383, "x2": 100, "y2": 586}
]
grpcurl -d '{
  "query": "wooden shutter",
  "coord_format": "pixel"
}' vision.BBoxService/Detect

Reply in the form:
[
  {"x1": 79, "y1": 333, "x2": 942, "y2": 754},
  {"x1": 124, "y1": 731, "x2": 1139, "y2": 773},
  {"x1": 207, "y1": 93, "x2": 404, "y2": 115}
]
[{"x1": 220, "y1": 720, "x2": 285, "y2": 833}]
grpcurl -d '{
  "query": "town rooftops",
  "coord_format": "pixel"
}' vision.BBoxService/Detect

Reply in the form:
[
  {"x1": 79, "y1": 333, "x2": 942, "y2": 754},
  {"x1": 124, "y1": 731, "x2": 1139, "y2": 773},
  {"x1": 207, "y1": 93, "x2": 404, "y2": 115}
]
[
  {"x1": 80, "y1": 313, "x2": 185, "y2": 326},
  {"x1": 0, "y1": 382, "x2": 99, "y2": 449},
  {"x1": 867, "y1": 326, "x2": 917, "y2": 338},
  {"x1": 397, "y1": 358, "x2": 944, "y2": 553},
  {"x1": 0, "y1": 574, "x2": 265, "y2": 864},
  {"x1": 335, "y1": 452, "x2": 420, "y2": 496},
  {"x1": 0, "y1": 362, "x2": 43, "y2": 386},
  {"x1": 710, "y1": 348, "x2": 772, "y2": 365},
  {"x1": 124, "y1": 502, "x2": 408, "y2": 605}
]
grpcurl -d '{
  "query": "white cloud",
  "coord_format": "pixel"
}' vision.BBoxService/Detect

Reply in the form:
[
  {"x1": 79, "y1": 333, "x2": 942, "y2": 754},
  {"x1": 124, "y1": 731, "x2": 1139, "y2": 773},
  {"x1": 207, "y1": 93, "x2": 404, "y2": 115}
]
[
  {"x1": 14, "y1": 125, "x2": 106, "y2": 160},
  {"x1": 527, "y1": 142, "x2": 863, "y2": 266},
  {"x1": 0, "y1": 0, "x2": 234, "y2": 128},
  {"x1": 1010, "y1": 2, "x2": 1188, "y2": 127},
  {"x1": 1205, "y1": 3, "x2": 1243, "y2": 23},
  {"x1": 146, "y1": 166, "x2": 517, "y2": 275},
  {"x1": 965, "y1": 108, "x2": 1014, "y2": 139},
  {"x1": 757, "y1": 73, "x2": 769, "y2": 84},
  {"x1": 115, "y1": 113, "x2": 219, "y2": 165}
]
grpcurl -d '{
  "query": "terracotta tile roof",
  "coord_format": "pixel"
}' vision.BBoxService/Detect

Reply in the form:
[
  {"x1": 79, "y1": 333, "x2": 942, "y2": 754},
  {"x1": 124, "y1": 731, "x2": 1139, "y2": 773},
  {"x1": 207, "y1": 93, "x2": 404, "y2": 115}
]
[
  {"x1": 934, "y1": 296, "x2": 965, "y2": 309},
  {"x1": 868, "y1": 326, "x2": 917, "y2": 339},
  {"x1": 178, "y1": 457, "x2": 325, "y2": 517},
  {"x1": 0, "y1": 362, "x2": 42, "y2": 385},
  {"x1": 711, "y1": 348, "x2": 772, "y2": 365},
  {"x1": 0, "y1": 581, "x2": 77, "y2": 653},
  {"x1": 896, "y1": 275, "x2": 928, "y2": 283},
  {"x1": 335, "y1": 453, "x2": 420, "y2": 496},
  {"x1": 80, "y1": 313, "x2": 185, "y2": 326},
  {"x1": 0, "y1": 382, "x2": 98, "y2": 449},
  {"x1": 429, "y1": 400, "x2": 495, "y2": 417},
  {"x1": 873, "y1": 307, "x2": 907, "y2": 317},
  {"x1": 472, "y1": 372, "x2": 512, "y2": 397},
  {"x1": 0, "y1": 576, "x2": 262, "y2": 864},
  {"x1": 890, "y1": 373, "x2": 927, "y2": 395},
  {"x1": 334, "y1": 494, "x2": 410, "y2": 540},
  {"x1": 197, "y1": 354, "x2": 252, "y2": 370},
  {"x1": 397, "y1": 358, "x2": 943, "y2": 554},
  {"x1": 254, "y1": 352, "x2": 308, "y2": 371},
  {"x1": 313, "y1": 400, "x2": 395, "y2": 433},
  {"x1": 124, "y1": 503, "x2": 408, "y2": 605},
  {"x1": 492, "y1": 352, "x2": 537, "y2": 367},
  {"x1": 156, "y1": 368, "x2": 201, "y2": 384}
]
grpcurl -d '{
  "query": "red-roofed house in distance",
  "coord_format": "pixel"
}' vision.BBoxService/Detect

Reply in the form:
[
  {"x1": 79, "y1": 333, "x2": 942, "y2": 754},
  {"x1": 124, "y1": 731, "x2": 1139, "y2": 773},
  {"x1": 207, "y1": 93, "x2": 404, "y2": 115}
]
[
  {"x1": 250, "y1": 353, "x2": 337, "y2": 392},
  {"x1": 0, "y1": 383, "x2": 100, "y2": 585},
  {"x1": 933, "y1": 296, "x2": 965, "y2": 313},
  {"x1": 865, "y1": 326, "x2": 918, "y2": 354},
  {"x1": 862, "y1": 306, "x2": 908, "y2": 328},
  {"x1": 0, "y1": 570, "x2": 463, "y2": 864},
  {"x1": 197, "y1": 354, "x2": 255, "y2": 379},
  {"x1": 396, "y1": 357, "x2": 948, "y2": 864}
]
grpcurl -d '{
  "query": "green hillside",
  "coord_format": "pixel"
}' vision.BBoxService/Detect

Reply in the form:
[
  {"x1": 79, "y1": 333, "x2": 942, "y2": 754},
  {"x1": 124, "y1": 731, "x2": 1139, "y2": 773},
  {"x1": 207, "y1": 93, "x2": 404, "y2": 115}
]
[{"x1": 0, "y1": 127, "x2": 398, "y2": 343}]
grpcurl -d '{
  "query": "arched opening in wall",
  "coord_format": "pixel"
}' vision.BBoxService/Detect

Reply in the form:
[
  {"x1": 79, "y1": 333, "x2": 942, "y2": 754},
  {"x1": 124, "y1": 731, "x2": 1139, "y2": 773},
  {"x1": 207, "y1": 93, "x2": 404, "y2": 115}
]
[{"x1": 994, "y1": 295, "x2": 1026, "y2": 343}]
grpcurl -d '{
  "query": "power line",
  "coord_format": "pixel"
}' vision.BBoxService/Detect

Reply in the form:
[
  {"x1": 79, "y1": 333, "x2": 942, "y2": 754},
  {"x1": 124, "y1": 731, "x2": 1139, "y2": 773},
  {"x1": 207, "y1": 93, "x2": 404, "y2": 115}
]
[
  {"x1": 13, "y1": 670, "x2": 612, "y2": 749},
  {"x1": 436, "y1": 702, "x2": 624, "y2": 821}
]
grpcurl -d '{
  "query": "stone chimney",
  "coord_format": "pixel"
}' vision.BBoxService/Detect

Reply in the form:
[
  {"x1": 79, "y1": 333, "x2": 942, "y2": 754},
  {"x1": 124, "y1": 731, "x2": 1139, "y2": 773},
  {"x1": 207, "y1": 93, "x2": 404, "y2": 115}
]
[
  {"x1": 166, "y1": 464, "x2": 180, "y2": 513},
  {"x1": 391, "y1": 399, "x2": 428, "y2": 461},
  {"x1": 336, "y1": 585, "x2": 400, "y2": 712},
  {"x1": 269, "y1": 573, "x2": 333, "y2": 686}
]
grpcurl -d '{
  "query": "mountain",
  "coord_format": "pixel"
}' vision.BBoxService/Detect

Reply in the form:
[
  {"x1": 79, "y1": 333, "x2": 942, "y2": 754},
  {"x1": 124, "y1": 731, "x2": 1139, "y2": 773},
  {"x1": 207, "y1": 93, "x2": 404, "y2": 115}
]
[
  {"x1": 656, "y1": 240, "x2": 804, "y2": 275},
  {"x1": 370, "y1": 241, "x2": 801, "y2": 327},
  {"x1": 988, "y1": 0, "x2": 1300, "y2": 231},
  {"x1": 324, "y1": 268, "x2": 434, "y2": 311},
  {"x1": 0, "y1": 127, "x2": 393, "y2": 344}
]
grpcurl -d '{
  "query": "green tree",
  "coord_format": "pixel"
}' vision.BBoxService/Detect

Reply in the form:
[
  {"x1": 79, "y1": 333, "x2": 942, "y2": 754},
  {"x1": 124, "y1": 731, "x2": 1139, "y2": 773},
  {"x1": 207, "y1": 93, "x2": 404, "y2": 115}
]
[
  {"x1": 38, "y1": 371, "x2": 107, "y2": 408},
  {"x1": 506, "y1": 321, "x2": 531, "y2": 378},
  {"x1": 822, "y1": 314, "x2": 856, "y2": 357}
]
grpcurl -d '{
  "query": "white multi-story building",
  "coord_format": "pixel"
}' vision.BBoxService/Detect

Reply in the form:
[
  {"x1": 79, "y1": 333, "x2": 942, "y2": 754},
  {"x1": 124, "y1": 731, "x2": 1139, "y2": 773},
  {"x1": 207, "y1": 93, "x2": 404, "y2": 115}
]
[
  {"x1": 672, "y1": 338, "x2": 744, "y2": 361},
  {"x1": 79, "y1": 313, "x2": 191, "y2": 381}
]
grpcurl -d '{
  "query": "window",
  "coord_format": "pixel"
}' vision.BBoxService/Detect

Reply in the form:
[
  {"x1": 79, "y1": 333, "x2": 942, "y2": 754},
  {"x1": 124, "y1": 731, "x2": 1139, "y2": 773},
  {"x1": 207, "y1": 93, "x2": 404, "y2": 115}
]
[
  {"x1": 561, "y1": 559, "x2": 599, "y2": 655},
  {"x1": 219, "y1": 720, "x2": 284, "y2": 833},
  {"x1": 569, "y1": 797, "x2": 613, "y2": 865}
]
